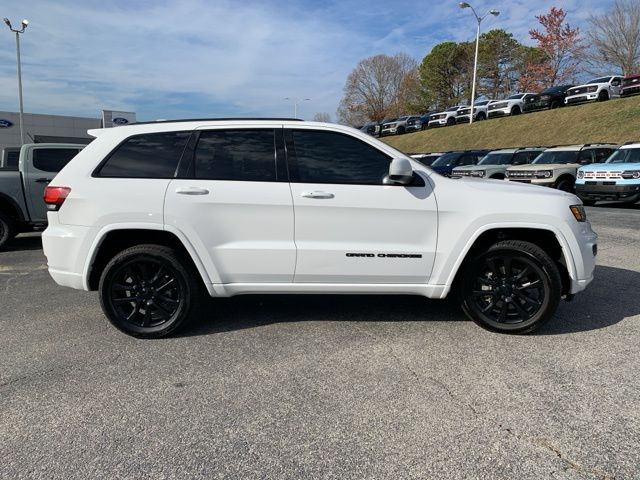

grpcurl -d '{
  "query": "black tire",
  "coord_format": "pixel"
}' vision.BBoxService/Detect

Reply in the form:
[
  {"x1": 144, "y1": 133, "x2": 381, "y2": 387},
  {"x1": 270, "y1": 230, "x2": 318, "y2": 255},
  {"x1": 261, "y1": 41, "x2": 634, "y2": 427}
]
[
  {"x1": 460, "y1": 240, "x2": 562, "y2": 334},
  {"x1": 446, "y1": 117, "x2": 456, "y2": 126},
  {"x1": 582, "y1": 199, "x2": 596, "y2": 206},
  {"x1": 549, "y1": 101, "x2": 559, "y2": 109},
  {"x1": 0, "y1": 211, "x2": 17, "y2": 250},
  {"x1": 555, "y1": 178, "x2": 575, "y2": 193},
  {"x1": 598, "y1": 90, "x2": 609, "y2": 102},
  {"x1": 510, "y1": 106, "x2": 521, "y2": 115},
  {"x1": 397, "y1": 126, "x2": 405, "y2": 135},
  {"x1": 476, "y1": 112, "x2": 486, "y2": 121},
  {"x1": 490, "y1": 174, "x2": 505, "y2": 180},
  {"x1": 99, "y1": 244, "x2": 203, "y2": 338}
]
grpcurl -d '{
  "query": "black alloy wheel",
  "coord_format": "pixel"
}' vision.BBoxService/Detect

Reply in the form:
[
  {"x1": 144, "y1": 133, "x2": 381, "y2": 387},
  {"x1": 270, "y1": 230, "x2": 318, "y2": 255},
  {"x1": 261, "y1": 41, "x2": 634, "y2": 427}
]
[
  {"x1": 461, "y1": 240, "x2": 561, "y2": 333},
  {"x1": 99, "y1": 244, "x2": 200, "y2": 338}
]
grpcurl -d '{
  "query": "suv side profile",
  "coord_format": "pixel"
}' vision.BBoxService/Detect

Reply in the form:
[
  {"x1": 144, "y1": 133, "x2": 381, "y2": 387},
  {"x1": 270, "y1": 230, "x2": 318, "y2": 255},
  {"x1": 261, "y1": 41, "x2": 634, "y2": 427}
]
[
  {"x1": 380, "y1": 115, "x2": 419, "y2": 136},
  {"x1": 456, "y1": 100, "x2": 492, "y2": 123},
  {"x1": 487, "y1": 93, "x2": 536, "y2": 118},
  {"x1": 506, "y1": 144, "x2": 618, "y2": 193},
  {"x1": 428, "y1": 106, "x2": 462, "y2": 127},
  {"x1": 43, "y1": 119, "x2": 597, "y2": 338},
  {"x1": 453, "y1": 147, "x2": 545, "y2": 179}
]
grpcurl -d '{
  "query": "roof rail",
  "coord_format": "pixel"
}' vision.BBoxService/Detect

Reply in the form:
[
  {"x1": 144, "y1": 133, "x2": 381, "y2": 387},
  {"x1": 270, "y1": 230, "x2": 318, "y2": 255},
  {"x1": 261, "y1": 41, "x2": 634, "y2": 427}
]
[
  {"x1": 622, "y1": 140, "x2": 640, "y2": 145},
  {"x1": 126, "y1": 117, "x2": 304, "y2": 126}
]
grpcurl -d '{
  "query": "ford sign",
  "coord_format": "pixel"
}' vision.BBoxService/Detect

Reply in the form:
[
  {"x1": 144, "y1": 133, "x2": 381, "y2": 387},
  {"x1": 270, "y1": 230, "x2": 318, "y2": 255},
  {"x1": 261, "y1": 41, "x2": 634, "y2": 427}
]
[
  {"x1": 0, "y1": 119, "x2": 14, "y2": 128},
  {"x1": 112, "y1": 117, "x2": 129, "y2": 125}
]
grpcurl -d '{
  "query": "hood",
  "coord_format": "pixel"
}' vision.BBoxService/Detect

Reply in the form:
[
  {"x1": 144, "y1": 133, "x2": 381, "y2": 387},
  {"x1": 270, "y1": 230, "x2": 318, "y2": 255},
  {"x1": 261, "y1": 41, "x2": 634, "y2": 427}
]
[
  {"x1": 507, "y1": 163, "x2": 578, "y2": 171},
  {"x1": 455, "y1": 176, "x2": 576, "y2": 199},
  {"x1": 579, "y1": 162, "x2": 640, "y2": 172}
]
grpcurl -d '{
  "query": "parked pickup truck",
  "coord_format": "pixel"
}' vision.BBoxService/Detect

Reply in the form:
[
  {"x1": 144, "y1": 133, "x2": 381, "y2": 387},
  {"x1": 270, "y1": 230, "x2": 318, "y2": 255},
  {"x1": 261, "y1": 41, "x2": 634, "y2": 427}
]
[{"x1": 0, "y1": 143, "x2": 85, "y2": 249}]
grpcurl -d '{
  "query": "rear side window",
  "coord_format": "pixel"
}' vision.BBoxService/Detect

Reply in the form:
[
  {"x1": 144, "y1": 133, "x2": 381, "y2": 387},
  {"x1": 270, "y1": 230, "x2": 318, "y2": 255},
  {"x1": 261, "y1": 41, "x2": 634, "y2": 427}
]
[
  {"x1": 98, "y1": 132, "x2": 190, "y2": 178},
  {"x1": 594, "y1": 148, "x2": 614, "y2": 162},
  {"x1": 193, "y1": 129, "x2": 276, "y2": 181},
  {"x1": 288, "y1": 130, "x2": 391, "y2": 184},
  {"x1": 32, "y1": 148, "x2": 81, "y2": 173}
]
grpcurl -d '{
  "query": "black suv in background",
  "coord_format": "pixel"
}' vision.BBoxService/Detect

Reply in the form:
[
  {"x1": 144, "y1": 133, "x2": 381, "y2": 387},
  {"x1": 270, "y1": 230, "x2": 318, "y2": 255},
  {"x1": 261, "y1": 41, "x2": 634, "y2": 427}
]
[
  {"x1": 523, "y1": 85, "x2": 574, "y2": 112},
  {"x1": 429, "y1": 150, "x2": 490, "y2": 177}
]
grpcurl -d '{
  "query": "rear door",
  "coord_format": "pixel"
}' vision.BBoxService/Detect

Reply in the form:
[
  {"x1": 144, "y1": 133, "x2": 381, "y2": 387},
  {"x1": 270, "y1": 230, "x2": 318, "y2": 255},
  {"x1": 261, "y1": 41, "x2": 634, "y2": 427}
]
[
  {"x1": 164, "y1": 127, "x2": 295, "y2": 285},
  {"x1": 286, "y1": 128, "x2": 437, "y2": 284},
  {"x1": 23, "y1": 145, "x2": 83, "y2": 223}
]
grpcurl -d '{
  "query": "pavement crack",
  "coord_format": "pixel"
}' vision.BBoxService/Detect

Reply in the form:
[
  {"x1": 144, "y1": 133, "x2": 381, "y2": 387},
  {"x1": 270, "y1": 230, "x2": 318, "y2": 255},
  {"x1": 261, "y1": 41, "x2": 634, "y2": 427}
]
[{"x1": 533, "y1": 438, "x2": 613, "y2": 479}]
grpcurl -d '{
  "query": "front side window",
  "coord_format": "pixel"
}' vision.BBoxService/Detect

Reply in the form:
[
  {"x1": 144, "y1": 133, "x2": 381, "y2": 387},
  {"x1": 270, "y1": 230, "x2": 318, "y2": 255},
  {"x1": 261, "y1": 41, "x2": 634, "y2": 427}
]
[
  {"x1": 98, "y1": 131, "x2": 190, "y2": 178},
  {"x1": 194, "y1": 129, "x2": 276, "y2": 181},
  {"x1": 594, "y1": 148, "x2": 615, "y2": 162},
  {"x1": 33, "y1": 148, "x2": 82, "y2": 173},
  {"x1": 288, "y1": 130, "x2": 391, "y2": 184}
]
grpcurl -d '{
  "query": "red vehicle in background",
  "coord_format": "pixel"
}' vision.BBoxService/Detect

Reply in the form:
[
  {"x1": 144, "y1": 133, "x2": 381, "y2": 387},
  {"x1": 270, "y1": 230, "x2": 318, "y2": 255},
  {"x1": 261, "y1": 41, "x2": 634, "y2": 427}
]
[{"x1": 621, "y1": 73, "x2": 640, "y2": 97}]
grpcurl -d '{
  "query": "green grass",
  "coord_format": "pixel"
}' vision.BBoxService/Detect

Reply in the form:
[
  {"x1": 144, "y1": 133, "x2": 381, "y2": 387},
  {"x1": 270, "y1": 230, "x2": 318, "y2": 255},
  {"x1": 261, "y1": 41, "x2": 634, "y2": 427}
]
[{"x1": 382, "y1": 95, "x2": 640, "y2": 153}]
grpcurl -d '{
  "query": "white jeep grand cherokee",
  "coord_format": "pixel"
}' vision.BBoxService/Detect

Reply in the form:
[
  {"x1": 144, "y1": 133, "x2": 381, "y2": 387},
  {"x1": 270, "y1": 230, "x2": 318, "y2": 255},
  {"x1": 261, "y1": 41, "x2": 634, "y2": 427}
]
[{"x1": 42, "y1": 119, "x2": 597, "y2": 338}]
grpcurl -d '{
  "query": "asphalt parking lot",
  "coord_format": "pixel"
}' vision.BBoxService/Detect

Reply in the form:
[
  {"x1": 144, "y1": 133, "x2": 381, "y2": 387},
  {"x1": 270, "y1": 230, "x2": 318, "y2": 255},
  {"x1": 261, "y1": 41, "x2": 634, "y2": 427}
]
[{"x1": 1, "y1": 204, "x2": 639, "y2": 480}]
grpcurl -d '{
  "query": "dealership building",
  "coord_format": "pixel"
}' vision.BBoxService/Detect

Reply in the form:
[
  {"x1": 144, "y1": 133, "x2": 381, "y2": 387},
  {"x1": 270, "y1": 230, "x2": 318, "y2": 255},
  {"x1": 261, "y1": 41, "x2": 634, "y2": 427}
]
[{"x1": 0, "y1": 110, "x2": 136, "y2": 168}]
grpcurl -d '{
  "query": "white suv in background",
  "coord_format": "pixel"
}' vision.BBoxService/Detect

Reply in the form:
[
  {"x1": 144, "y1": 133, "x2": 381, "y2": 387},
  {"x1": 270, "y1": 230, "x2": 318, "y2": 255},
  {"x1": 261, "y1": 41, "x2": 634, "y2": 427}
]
[
  {"x1": 428, "y1": 106, "x2": 462, "y2": 127},
  {"x1": 565, "y1": 76, "x2": 623, "y2": 104},
  {"x1": 42, "y1": 119, "x2": 597, "y2": 338},
  {"x1": 487, "y1": 93, "x2": 537, "y2": 118},
  {"x1": 456, "y1": 100, "x2": 492, "y2": 123}
]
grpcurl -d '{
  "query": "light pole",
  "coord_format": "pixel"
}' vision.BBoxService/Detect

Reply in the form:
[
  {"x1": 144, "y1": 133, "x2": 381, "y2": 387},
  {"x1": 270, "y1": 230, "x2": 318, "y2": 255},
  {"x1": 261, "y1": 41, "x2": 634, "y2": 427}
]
[
  {"x1": 283, "y1": 97, "x2": 310, "y2": 118},
  {"x1": 3, "y1": 18, "x2": 29, "y2": 145},
  {"x1": 458, "y1": 3, "x2": 499, "y2": 124}
]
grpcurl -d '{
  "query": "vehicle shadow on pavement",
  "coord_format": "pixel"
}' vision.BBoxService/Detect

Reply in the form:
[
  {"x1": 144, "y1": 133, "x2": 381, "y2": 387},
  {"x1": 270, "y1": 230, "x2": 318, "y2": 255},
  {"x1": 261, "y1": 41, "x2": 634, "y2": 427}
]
[
  {"x1": 3, "y1": 234, "x2": 43, "y2": 252},
  {"x1": 538, "y1": 265, "x2": 640, "y2": 335},
  {"x1": 182, "y1": 265, "x2": 639, "y2": 337}
]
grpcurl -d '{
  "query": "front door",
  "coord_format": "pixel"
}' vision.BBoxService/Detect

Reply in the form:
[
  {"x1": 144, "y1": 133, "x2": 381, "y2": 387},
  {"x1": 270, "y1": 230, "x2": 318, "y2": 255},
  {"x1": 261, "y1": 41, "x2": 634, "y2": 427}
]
[
  {"x1": 285, "y1": 128, "x2": 438, "y2": 284},
  {"x1": 164, "y1": 127, "x2": 296, "y2": 285}
]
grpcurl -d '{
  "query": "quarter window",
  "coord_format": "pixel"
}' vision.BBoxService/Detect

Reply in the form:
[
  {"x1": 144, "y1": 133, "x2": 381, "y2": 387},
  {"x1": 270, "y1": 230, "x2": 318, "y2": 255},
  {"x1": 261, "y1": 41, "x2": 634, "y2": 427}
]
[
  {"x1": 98, "y1": 132, "x2": 190, "y2": 178},
  {"x1": 33, "y1": 148, "x2": 82, "y2": 173},
  {"x1": 194, "y1": 129, "x2": 276, "y2": 181},
  {"x1": 288, "y1": 130, "x2": 391, "y2": 184}
]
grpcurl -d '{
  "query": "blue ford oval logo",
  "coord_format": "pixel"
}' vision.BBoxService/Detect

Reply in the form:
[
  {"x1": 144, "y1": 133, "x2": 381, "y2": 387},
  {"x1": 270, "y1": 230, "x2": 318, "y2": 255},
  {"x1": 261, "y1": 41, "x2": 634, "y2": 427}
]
[
  {"x1": 0, "y1": 119, "x2": 13, "y2": 128},
  {"x1": 112, "y1": 117, "x2": 129, "y2": 125}
]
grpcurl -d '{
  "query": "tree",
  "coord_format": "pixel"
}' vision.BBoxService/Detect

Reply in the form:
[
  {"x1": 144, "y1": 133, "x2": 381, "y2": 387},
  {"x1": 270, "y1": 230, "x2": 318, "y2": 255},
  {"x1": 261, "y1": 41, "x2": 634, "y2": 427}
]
[
  {"x1": 419, "y1": 42, "x2": 473, "y2": 110},
  {"x1": 312, "y1": 112, "x2": 332, "y2": 123},
  {"x1": 583, "y1": 0, "x2": 640, "y2": 75},
  {"x1": 524, "y1": 7, "x2": 583, "y2": 89},
  {"x1": 477, "y1": 29, "x2": 530, "y2": 99},
  {"x1": 336, "y1": 53, "x2": 419, "y2": 125}
]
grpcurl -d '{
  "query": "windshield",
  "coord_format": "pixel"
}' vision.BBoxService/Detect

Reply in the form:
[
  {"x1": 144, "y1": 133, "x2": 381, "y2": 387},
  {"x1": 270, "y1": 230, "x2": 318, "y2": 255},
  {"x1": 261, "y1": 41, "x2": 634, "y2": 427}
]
[
  {"x1": 508, "y1": 94, "x2": 524, "y2": 100},
  {"x1": 478, "y1": 152, "x2": 513, "y2": 165},
  {"x1": 475, "y1": 100, "x2": 489, "y2": 106},
  {"x1": 446, "y1": 106, "x2": 460, "y2": 112},
  {"x1": 587, "y1": 77, "x2": 610, "y2": 85},
  {"x1": 431, "y1": 152, "x2": 461, "y2": 167},
  {"x1": 415, "y1": 154, "x2": 441, "y2": 166},
  {"x1": 397, "y1": 116, "x2": 409, "y2": 121},
  {"x1": 606, "y1": 148, "x2": 640, "y2": 164},
  {"x1": 533, "y1": 151, "x2": 579, "y2": 165}
]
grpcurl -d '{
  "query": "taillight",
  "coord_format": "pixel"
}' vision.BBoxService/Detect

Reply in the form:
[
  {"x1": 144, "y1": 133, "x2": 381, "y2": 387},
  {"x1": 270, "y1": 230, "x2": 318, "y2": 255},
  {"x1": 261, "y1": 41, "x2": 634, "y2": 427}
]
[{"x1": 43, "y1": 186, "x2": 71, "y2": 211}]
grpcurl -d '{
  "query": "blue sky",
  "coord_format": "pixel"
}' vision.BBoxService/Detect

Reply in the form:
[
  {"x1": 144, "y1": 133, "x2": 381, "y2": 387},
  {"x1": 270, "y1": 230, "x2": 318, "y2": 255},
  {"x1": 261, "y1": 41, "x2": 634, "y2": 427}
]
[{"x1": 0, "y1": 0, "x2": 613, "y2": 121}]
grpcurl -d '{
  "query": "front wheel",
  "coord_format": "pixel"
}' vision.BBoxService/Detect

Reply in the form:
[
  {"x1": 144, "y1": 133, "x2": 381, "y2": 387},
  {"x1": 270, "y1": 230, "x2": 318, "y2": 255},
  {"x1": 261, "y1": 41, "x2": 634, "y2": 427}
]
[
  {"x1": 460, "y1": 240, "x2": 562, "y2": 334},
  {"x1": 99, "y1": 244, "x2": 202, "y2": 338},
  {"x1": 556, "y1": 178, "x2": 575, "y2": 193}
]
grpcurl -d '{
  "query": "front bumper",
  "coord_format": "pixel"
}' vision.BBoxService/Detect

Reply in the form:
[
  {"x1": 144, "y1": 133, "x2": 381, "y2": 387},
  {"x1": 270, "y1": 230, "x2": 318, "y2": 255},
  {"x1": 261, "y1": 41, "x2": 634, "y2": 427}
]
[
  {"x1": 565, "y1": 93, "x2": 598, "y2": 104},
  {"x1": 380, "y1": 127, "x2": 397, "y2": 136},
  {"x1": 456, "y1": 115, "x2": 471, "y2": 124},
  {"x1": 487, "y1": 108, "x2": 510, "y2": 118},
  {"x1": 576, "y1": 183, "x2": 640, "y2": 203},
  {"x1": 428, "y1": 119, "x2": 447, "y2": 127},
  {"x1": 406, "y1": 125, "x2": 422, "y2": 132}
]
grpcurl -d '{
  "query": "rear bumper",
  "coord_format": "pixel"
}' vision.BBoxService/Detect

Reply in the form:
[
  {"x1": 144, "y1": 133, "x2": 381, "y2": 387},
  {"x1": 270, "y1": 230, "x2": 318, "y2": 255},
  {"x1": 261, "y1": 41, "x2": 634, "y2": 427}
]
[
  {"x1": 42, "y1": 220, "x2": 93, "y2": 291},
  {"x1": 576, "y1": 183, "x2": 640, "y2": 203}
]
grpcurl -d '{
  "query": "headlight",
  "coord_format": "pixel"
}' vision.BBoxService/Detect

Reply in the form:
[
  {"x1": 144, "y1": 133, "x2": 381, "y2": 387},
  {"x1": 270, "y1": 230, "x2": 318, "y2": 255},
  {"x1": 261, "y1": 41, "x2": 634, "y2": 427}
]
[
  {"x1": 470, "y1": 170, "x2": 485, "y2": 177},
  {"x1": 577, "y1": 170, "x2": 585, "y2": 179},
  {"x1": 587, "y1": 86, "x2": 598, "y2": 93},
  {"x1": 535, "y1": 170, "x2": 553, "y2": 179},
  {"x1": 622, "y1": 170, "x2": 640, "y2": 179},
  {"x1": 389, "y1": 123, "x2": 397, "y2": 127},
  {"x1": 570, "y1": 205, "x2": 587, "y2": 222},
  {"x1": 504, "y1": 171, "x2": 510, "y2": 177}
]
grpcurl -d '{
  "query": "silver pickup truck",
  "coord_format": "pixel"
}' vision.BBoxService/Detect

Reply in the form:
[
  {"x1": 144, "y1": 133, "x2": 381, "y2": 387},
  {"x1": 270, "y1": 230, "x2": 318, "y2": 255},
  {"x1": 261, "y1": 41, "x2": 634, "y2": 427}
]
[{"x1": 0, "y1": 143, "x2": 85, "y2": 249}]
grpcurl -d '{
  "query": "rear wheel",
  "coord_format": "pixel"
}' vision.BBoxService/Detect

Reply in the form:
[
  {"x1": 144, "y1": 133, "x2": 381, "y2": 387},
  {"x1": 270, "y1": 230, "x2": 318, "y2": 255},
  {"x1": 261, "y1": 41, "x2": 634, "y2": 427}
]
[
  {"x1": 0, "y1": 212, "x2": 17, "y2": 250},
  {"x1": 99, "y1": 244, "x2": 202, "y2": 338},
  {"x1": 460, "y1": 240, "x2": 562, "y2": 334}
]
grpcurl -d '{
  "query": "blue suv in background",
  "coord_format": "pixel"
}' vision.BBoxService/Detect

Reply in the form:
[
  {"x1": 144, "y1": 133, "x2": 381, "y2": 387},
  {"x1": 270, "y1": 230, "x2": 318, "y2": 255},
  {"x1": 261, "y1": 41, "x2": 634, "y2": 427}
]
[{"x1": 430, "y1": 150, "x2": 489, "y2": 177}]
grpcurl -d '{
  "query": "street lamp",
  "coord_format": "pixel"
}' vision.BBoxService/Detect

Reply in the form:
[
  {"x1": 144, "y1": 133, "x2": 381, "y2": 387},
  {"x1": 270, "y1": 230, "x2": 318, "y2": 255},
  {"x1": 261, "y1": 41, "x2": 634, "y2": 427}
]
[
  {"x1": 283, "y1": 97, "x2": 310, "y2": 118},
  {"x1": 459, "y1": 3, "x2": 499, "y2": 124},
  {"x1": 3, "y1": 18, "x2": 29, "y2": 145}
]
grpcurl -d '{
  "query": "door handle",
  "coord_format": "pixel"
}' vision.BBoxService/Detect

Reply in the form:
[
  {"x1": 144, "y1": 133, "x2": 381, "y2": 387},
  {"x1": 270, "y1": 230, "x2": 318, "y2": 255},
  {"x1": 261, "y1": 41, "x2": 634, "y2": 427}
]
[
  {"x1": 301, "y1": 191, "x2": 334, "y2": 199},
  {"x1": 175, "y1": 187, "x2": 210, "y2": 195},
  {"x1": 35, "y1": 178, "x2": 52, "y2": 183}
]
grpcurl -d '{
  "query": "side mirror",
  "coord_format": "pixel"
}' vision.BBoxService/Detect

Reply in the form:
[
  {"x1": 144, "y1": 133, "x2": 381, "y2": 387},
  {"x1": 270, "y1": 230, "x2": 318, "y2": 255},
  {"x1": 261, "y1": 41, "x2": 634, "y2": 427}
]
[{"x1": 384, "y1": 157, "x2": 414, "y2": 185}]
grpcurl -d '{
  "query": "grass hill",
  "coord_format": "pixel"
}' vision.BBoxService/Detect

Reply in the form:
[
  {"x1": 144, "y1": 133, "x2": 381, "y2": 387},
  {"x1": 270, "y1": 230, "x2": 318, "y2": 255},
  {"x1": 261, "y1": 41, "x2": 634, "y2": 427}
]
[{"x1": 382, "y1": 94, "x2": 640, "y2": 153}]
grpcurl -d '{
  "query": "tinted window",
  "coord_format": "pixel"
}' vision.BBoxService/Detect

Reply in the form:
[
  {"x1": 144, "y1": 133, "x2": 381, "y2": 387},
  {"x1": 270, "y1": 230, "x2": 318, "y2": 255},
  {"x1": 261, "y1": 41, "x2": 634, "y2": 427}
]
[
  {"x1": 432, "y1": 152, "x2": 462, "y2": 167},
  {"x1": 288, "y1": 130, "x2": 391, "y2": 184},
  {"x1": 446, "y1": 106, "x2": 460, "y2": 112},
  {"x1": 533, "y1": 151, "x2": 579, "y2": 165},
  {"x1": 194, "y1": 129, "x2": 276, "y2": 181},
  {"x1": 577, "y1": 150, "x2": 594, "y2": 164},
  {"x1": 587, "y1": 77, "x2": 610, "y2": 85},
  {"x1": 33, "y1": 148, "x2": 81, "y2": 173},
  {"x1": 513, "y1": 151, "x2": 542, "y2": 165},
  {"x1": 508, "y1": 94, "x2": 524, "y2": 100},
  {"x1": 607, "y1": 148, "x2": 640, "y2": 163},
  {"x1": 458, "y1": 154, "x2": 478, "y2": 166},
  {"x1": 593, "y1": 149, "x2": 614, "y2": 163},
  {"x1": 99, "y1": 132, "x2": 190, "y2": 178},
  {"x1": 479, "y1": 153, "x2": 513, "y2": 165}
]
